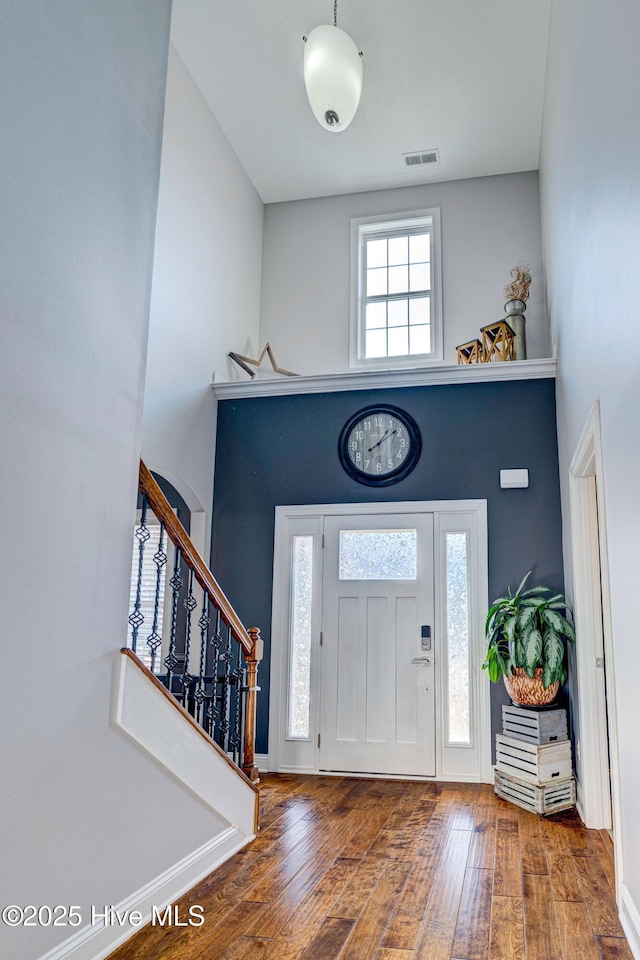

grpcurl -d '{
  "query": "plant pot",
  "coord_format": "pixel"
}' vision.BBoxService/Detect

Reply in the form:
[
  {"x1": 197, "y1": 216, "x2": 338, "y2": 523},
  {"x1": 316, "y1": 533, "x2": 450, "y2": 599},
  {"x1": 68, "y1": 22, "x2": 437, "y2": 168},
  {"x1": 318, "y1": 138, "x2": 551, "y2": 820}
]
[{"x1": 503, "y1": 667, "x2": 559, "y2": 707}]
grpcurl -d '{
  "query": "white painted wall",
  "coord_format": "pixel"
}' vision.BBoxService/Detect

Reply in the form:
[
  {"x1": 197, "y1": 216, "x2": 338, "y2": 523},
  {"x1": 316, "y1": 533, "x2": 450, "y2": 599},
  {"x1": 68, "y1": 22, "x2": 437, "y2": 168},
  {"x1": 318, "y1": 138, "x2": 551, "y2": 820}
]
[
  {"x1": 540, "y1": 0, "x2": 640, "y2": 941},
  {"x1": 260, "y1": 171, "x2": 548, "y2": 374},
  {"x1": 142, "y1": 44, "x2": 263, "y2": 536},
  {"x1": 0, "y1": 6, "x2": 233, "y2": 959}
]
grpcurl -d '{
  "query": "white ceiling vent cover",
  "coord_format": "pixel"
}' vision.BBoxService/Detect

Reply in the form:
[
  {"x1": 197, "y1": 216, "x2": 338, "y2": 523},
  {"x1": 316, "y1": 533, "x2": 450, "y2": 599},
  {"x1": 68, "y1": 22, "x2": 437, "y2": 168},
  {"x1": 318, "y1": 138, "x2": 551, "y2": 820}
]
[{"x1": 403, "y1": 149, "x2": 440, "y2": 167}]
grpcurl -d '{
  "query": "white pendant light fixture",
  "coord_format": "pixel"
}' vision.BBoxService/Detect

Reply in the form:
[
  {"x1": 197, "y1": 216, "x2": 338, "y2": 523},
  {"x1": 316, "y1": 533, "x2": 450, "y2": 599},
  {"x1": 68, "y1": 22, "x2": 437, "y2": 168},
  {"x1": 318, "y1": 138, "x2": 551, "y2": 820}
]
[{"x1": 303, "y1": 1, "x2": 363, "y2": 133}]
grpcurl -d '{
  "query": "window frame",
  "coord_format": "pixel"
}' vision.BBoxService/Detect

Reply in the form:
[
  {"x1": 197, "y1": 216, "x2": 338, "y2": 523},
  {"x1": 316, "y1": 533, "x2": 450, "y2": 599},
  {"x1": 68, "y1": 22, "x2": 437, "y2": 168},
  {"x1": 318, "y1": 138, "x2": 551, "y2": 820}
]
[{"x1": 350, "y1": 208, "x2": 443, "y2": 370}]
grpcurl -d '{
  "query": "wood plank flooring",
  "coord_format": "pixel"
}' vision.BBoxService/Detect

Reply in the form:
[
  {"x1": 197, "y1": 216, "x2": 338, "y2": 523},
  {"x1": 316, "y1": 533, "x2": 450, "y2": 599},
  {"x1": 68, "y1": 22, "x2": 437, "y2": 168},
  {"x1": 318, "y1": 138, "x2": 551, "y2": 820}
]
[{"x1": 107, "y1": 774, "x2": 631, "y2": 960}]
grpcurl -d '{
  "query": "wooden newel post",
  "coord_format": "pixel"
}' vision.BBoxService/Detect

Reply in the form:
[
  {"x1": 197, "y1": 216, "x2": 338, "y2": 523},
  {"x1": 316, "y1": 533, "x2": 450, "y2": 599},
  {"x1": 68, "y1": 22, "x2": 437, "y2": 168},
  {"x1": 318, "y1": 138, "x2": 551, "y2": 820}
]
[{"x1": 243, "y1": 627, "x2": 263, "y2": 782}]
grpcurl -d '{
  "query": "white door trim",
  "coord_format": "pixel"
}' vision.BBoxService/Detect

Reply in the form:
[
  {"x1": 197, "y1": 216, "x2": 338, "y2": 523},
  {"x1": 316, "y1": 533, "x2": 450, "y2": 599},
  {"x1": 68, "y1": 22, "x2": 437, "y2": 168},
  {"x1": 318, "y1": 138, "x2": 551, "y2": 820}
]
[
  {"x1": 269, "y1": 499, "x2": 491, "y2": 782},
  {"x1": 569, "y1": 401, "x2": 622, "y2": 884}
]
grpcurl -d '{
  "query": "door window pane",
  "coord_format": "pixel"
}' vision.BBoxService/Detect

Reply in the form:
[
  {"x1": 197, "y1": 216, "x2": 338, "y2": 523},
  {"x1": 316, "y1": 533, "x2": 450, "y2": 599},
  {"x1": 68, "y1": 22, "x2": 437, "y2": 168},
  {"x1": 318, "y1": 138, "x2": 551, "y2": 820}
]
[
  {"x1": 446, "y1": 532, "x2": 470, "y2": 744},
  {"x1": 288, "y1": 535, "x2": 313, "y2": 739},
  {"x1": 339, "y1": 530, "x2": 417, "y2": 580}
]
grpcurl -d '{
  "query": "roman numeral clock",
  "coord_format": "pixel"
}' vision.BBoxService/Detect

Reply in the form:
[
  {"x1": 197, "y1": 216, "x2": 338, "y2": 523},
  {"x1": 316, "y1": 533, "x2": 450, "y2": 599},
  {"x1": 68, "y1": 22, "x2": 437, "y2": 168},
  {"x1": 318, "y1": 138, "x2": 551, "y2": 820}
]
[{"x1": 338, "y1": 404, "x2": 422, "y2": 485}]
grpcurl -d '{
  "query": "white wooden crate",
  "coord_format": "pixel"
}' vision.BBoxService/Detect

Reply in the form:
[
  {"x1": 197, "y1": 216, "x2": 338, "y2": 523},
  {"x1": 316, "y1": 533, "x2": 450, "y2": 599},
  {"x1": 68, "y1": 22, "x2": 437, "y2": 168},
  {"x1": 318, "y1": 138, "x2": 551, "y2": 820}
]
[
  {"x1": 502, "y1": 704, "x2": 568, "y2": 745},
  {"x1": 494, "y1": 768, "x2": 576, "y2": 815},
  {"x1": 495, "y1": 734, "x2": 572, "y2": 784}
]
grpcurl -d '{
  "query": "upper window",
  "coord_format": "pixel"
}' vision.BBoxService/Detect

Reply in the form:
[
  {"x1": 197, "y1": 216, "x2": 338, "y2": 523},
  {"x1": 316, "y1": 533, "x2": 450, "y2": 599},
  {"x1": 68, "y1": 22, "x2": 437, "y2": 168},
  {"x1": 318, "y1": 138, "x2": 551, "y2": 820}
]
[{"x1": 350, "y1": 209, "x2": 443, "y2": 369}]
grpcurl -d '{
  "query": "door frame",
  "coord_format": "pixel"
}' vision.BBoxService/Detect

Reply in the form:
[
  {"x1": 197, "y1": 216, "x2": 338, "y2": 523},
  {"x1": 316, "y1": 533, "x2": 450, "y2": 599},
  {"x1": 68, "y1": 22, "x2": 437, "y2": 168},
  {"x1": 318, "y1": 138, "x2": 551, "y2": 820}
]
[
  {"x1": 268, "y1": 499, "x2": 491, "y2": 782},
  {"x1": 569, "y1": 402, "x2": 622, "y2": 884}
]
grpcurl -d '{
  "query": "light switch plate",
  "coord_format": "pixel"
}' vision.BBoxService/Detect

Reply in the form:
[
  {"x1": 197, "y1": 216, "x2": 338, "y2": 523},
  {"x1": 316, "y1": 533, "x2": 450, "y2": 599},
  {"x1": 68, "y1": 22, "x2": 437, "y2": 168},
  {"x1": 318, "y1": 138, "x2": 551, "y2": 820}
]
[{"x1": 500, "y1": 468, "x2": 529, "y2": 489}]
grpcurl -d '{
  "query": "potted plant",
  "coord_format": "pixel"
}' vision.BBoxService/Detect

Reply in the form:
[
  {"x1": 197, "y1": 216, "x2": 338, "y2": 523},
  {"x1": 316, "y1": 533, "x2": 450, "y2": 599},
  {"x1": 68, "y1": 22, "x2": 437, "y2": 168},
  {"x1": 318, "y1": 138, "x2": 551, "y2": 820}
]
[{"x1": 483, "y1": 572, "x2": 575, "y2": 706}]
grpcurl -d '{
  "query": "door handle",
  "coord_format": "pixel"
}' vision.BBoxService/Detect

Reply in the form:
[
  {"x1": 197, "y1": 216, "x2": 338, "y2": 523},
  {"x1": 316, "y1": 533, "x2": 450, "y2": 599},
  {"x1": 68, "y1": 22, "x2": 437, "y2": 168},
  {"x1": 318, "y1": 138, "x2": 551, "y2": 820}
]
[{"x1": 411, "y1": 656, "x2": 431, "y2": 664}]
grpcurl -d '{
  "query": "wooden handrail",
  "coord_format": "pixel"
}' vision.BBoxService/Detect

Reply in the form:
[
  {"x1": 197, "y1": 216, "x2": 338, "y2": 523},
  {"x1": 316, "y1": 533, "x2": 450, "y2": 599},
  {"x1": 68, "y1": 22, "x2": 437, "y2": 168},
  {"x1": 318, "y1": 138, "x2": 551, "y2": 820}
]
[{"x1": 139, "y1": 461, "x2": 253, "y2": 656}]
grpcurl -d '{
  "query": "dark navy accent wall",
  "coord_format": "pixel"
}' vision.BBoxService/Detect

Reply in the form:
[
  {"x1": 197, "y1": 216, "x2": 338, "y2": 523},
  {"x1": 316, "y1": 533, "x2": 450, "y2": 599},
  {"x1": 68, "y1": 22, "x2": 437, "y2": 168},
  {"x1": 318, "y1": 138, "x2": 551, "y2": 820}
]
[{"x1": 211, "y1": 378, "x2": 563, "y2": 756}]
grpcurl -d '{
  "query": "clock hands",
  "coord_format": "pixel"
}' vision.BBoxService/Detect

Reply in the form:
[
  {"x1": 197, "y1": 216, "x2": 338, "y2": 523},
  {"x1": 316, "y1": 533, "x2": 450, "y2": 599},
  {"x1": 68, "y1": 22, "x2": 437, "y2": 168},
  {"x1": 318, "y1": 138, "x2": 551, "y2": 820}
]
[{"x1": 368, "y1": 428, "x2": 397, "y2": 452}]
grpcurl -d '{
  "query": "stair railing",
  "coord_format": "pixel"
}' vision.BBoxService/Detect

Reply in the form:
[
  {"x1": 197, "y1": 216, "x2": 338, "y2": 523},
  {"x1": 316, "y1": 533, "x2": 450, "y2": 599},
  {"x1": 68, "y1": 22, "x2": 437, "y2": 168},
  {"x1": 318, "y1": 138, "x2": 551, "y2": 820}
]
[{"x1": 127, "y1": 460, "x2": 263, "y2": 781}]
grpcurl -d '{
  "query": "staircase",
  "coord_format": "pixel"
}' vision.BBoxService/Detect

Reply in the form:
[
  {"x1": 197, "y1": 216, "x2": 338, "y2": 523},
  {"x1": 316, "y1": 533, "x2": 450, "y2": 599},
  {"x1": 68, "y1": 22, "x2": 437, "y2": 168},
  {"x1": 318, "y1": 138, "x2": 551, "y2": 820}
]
[{"x1": 122, "y1": 459, "x2": 262, "y2": 807}]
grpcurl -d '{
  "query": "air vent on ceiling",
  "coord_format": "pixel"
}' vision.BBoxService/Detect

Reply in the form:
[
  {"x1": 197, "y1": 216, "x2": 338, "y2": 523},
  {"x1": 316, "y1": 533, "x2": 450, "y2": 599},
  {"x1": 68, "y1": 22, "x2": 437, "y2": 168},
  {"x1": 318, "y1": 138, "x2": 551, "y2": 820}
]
[{"x1": 403, "y1": 149, "x2": 440, "y2": 168}]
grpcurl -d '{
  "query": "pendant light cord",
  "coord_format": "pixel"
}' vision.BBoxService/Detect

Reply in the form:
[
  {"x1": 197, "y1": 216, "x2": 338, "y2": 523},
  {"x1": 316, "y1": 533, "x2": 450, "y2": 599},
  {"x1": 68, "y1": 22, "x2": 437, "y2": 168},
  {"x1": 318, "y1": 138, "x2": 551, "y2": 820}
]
[{"x1": 334, "y1": 0, "x2": 338, "y2": 26}]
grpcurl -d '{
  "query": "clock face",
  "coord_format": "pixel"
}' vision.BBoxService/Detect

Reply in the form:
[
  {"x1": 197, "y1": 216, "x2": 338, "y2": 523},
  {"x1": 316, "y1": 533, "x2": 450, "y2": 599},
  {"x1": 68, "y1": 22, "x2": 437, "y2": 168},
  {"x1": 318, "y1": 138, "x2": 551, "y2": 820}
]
[{"x1": 338, "y1": 405, "x2": 421, "y2": 485}]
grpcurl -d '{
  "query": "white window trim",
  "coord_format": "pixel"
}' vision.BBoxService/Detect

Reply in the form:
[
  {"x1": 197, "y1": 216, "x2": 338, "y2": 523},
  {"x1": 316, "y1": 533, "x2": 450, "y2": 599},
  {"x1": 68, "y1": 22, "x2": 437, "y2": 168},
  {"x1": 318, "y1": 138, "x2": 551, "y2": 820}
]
[{"x1": 350, "y1": 208, "x2": 443, "y2": 371}]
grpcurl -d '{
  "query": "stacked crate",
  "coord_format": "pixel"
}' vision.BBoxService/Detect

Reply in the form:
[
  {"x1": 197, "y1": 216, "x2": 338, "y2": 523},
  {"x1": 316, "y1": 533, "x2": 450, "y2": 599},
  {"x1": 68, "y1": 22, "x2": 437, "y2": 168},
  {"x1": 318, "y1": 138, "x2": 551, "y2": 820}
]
[{"x1": 494, "y1": 705, "x2": 576, "y2": 815}]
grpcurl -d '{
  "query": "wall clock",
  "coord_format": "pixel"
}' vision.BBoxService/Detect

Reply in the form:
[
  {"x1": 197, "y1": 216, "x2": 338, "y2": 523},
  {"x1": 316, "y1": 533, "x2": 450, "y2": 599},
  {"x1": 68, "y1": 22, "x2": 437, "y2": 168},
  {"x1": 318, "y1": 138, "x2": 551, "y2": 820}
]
[{"x1": 338, "y1": 404, "x2": 422, "y2": 486}]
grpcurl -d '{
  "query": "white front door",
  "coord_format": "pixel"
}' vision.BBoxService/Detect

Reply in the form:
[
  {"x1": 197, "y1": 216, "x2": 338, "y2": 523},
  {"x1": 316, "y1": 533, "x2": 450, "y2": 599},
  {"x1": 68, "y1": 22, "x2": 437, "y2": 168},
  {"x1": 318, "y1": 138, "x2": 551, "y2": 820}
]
[{"x1": 319, "y1": 512, "x2": 435, "y2": 776}]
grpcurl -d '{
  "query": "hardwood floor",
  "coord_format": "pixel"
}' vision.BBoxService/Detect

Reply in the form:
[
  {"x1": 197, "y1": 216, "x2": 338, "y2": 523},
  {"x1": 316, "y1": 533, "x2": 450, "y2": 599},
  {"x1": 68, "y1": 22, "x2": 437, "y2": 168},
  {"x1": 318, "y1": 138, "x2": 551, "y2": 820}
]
[{"x1": 107, "y1": 774, "x2": 631, "y2": 960}]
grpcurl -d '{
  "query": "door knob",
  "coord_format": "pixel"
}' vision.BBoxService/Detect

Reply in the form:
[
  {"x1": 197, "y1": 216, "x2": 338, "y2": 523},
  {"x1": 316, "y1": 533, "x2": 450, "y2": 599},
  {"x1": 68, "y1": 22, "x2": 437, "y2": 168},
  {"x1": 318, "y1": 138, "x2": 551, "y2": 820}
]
[{"x1": 411, "y1": 656, "x2": 431, "y2": 664}]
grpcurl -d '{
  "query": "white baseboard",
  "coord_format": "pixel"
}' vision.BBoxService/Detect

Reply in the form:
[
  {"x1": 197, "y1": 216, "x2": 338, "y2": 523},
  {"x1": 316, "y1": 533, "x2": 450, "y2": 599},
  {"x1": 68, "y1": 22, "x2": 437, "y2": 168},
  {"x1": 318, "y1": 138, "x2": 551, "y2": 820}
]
[
  {"x1": 620, "y1": 884, "x2": 640, "y2": 960},
  {"x1": 37, "y1": 828, "x2": 251, "y2": 960},
  {"x1": 255, "y1": 753, "x2": 269, "y2": 772},
  {"x1": 273, "y1": 764, "x2": 482, "y2": 783}
]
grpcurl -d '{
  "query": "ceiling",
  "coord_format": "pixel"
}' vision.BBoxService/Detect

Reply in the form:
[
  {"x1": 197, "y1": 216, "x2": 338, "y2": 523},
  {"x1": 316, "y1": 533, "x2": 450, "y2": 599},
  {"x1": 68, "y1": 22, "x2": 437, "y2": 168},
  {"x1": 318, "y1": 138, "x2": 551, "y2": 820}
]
[{"x1": 171, "y1": 0, "x2": 551, "y2": 205}]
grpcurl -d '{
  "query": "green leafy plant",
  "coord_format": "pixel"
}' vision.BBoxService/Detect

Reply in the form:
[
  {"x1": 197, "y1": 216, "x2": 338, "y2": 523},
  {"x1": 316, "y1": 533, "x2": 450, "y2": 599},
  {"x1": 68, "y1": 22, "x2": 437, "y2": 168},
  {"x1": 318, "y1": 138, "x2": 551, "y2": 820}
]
[{"x1": 483, "y1": 572, "x2": 575, "y2": 688}]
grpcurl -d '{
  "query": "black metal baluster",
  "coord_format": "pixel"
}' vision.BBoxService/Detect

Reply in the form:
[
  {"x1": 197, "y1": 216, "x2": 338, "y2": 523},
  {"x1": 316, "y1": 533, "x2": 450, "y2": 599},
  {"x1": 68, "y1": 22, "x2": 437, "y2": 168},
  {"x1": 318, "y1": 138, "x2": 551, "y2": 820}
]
[
  {"x1": 146, "y1": 521, "x2": 167, "y2": 673},
  {"x1": 238, "y1": 658, "x2": 248, "y2": 771},
  {"x1": 206, "y1": 608, "x2": 223, "y2": 740},
  {"x1": 128, "y1": 494, "x2": 150, "y2": 653},
  {"x1": 180, "y1": 567, "x2": 197, "y2": 708},
  {"x1": 231, "y1": 641, "x2": 244, "y2": 766},
  {"x1": 164, "y1": 546, "x2": 183, "y2": 693},
  {"x1": 194, "y1": 595, "x2": 210, "y2": 726},
  {"x1": 219, "y1": 623, "x2": 234, "y2": 753}
]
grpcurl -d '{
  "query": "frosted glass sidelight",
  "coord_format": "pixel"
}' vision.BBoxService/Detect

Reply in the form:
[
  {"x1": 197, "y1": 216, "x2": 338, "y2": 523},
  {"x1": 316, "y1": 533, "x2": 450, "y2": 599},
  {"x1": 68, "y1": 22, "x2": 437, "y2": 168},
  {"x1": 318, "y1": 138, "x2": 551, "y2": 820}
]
[
  {"x1": 288, "y1": 535, "x2": 313, "y2": 739},
  {"x1": 339, "y1": 530, "x2": 417, "y2": 580},
  {"x1": 446, "y1": 532, "x2": 471, "y2": 744}
]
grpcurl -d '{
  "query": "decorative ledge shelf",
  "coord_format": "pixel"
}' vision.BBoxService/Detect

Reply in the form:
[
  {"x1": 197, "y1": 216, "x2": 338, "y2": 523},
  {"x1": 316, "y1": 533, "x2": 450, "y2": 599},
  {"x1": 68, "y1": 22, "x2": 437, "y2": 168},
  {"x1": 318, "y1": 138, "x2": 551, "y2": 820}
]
[{"x1": 211, "y1": 358, "x2": 556, "y2": 400}]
